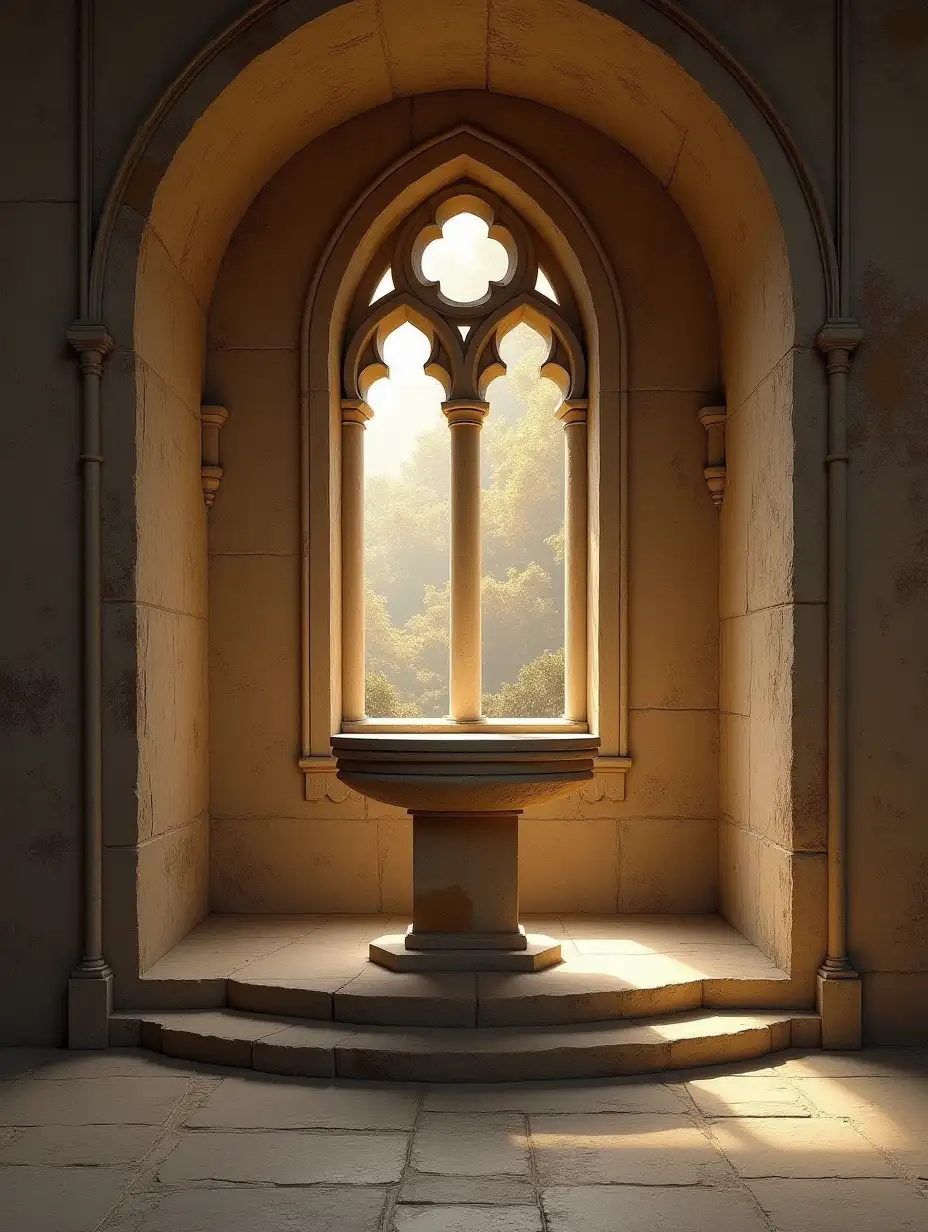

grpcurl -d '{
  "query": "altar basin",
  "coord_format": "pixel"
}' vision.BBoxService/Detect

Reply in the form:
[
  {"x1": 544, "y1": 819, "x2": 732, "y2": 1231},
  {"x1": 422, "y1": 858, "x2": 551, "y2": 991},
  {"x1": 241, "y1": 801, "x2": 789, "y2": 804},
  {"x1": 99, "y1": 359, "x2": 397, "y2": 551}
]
[{"x1": 332, "y1": 733, "x2": 599, "y2": 971}]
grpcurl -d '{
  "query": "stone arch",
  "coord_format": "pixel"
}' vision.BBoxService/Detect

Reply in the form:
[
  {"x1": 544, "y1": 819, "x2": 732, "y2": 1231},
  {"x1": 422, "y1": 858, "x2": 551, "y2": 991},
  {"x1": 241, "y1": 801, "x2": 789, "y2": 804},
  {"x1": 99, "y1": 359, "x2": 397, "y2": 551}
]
[
  {"x1": 94, "y1": 0, "x2": 831, "y2": 1001},
  {"x1": 297, "y1": 126, "x2": 627, "y2": 776}
]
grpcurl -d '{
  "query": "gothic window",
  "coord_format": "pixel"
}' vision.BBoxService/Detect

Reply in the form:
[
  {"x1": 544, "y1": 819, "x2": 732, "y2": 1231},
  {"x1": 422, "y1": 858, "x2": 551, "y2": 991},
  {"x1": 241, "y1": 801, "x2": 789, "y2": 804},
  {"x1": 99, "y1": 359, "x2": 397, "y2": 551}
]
[{"x1": 339, "y1": 185, "x2": 588, "y2": 731}]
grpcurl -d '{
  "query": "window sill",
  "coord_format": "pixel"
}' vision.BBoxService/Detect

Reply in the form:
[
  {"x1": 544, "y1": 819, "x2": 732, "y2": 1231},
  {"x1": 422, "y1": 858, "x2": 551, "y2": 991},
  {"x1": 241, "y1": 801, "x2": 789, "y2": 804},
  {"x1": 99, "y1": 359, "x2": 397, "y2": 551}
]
[
  {"x1": 339, "y1": 717, "x2": 590, "y2": 735},
  {"x1": 299, "y1": 744, "x2": 631, "y2": 803}
]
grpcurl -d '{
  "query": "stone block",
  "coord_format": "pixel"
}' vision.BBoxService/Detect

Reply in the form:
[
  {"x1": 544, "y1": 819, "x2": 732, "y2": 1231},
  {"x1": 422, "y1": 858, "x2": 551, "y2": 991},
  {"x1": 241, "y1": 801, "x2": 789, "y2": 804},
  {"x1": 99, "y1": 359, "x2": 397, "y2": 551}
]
[
  {"x1": 518, "y1": 818, "x2": 618, "y2": 913},
  {"x1": 720, "y1": 614, "x2": 752, "y2": 716},
  {"x1": 719, "y1": 712, "x2": 750, "y2": 826},
  {"x1": 157, "y1": 1129, "x2": 407, "y2": 1185},
  {"x1": 617, "y1": 818, "x2": 717, "y2": 912},
  {"x1": 335, "y1": 971, "x2": 477, "y2": 1027},
  {"x1": 531, "y1": 1112, "x2": 727, "y2": 1185},
  {"x1": 712, "y1": 1116, "x2": 895, "y2": 1178},
  {"x1": 627, "y1": 390, "x2": 718, "y2": 713},
  {"x1": 208, "y1": 553, "x2": 303, "y2": 820},
  {"x1": 395, "y1": 1208, "x2": 542, "y2": 1232},
  {"x1": 227, "y1": 978, "x2": 334, "y2": 1020},
  {"x1": 378, "y1": 816, "x2": 413, "y2": 912},
  {"x1": 621, "y1": 708, "x2": 719, "y2": 820},
  {"x1": 412, "y1": 1112, "x2": 529, "y2": 1177},
  {"x1": 187, "y1": 1073, "x2": 418, "y2": 1130},
  {"x1": 818, "y1": 973, "x2": 863, "y2": 1051},
  {"x1": 719, "y1": 399, "x2": 750, "y2": 620},
  {"x1": 67, "y1": 973, "x2": 113, "y2": 1050},
  {"x1": 136, "y1": 817, "x2": 210, "y2": 973},
  {"x1": 686, "y1": 1073, "x2": 810, "y2": 1118},
  {"x1": 0, "y1": 1166, "x2": 133, "y2": 1232},
  {"x1": 0, "y1": 1, "x2": 75, "y2": 200},
  {"x1": 135, "y1": 365, "x2": 208, "y2": 616},
  {"x1": 0, "y1": 1124, "x2": 161, "y2": 1166},
  {"x1": 748, "y1": 1179, "x2": 928, "y2": 1232},
  {"x1": 399, "y1": 1173, "x2": 537, "y2": 1206},
  {"x1": 544, "y1": 1185, "x2": 768, "y2": 1232},
  {"x1": 380, "y1": 0, "x2": 488, "y2": 95},
  {"x1": 210, "y1": 817, "x2": 380, "y2": 913},
  {"x1": 136, "y1": 606, "x2": 209, "y2": 842},
  {"x1": 108, "y1": 1187, "x2": 388, "y2": 1232},
  {"x1": 0, "y1": 1076, "x2": 189, "y2": 1126},
  {"x1": 861, "y1": 972, "x2": 928, "y2": 1045},
  {"x1": 422, "y1": 1079, "x2": 685, "y2": 1115}
]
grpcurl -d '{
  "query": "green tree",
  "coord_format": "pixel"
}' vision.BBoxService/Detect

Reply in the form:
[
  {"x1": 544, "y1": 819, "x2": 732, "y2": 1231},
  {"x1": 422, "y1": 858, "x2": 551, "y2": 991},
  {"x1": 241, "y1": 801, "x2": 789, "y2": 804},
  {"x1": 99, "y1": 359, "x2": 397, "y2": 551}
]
[
  {"x1": 483, "y1": 647, "x2": 565, "y2": 718},
  {"x1": 364, "y1": 672, "x2": 421, "y2": 718}
]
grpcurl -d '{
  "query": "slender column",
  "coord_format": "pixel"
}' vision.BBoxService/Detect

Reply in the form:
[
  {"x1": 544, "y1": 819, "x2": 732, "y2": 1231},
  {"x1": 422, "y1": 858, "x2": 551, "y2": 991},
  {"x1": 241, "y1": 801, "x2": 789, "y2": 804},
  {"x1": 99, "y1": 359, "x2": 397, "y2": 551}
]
[
  {"x1": 341, "y1": 399, "x2": 373, "y2": 722},
  {"x1": 817, "y1": 324, "x2": 862, "y2": 975},
  {"x1": 443, "y1": 401, "x2": 489, "y2": 722},
  {"x1": 557, "y1": 400, "x2": 588, "y2": 722},
  {"x1": 67, "y1": 322, "x2": 115, "y2": 1046}
]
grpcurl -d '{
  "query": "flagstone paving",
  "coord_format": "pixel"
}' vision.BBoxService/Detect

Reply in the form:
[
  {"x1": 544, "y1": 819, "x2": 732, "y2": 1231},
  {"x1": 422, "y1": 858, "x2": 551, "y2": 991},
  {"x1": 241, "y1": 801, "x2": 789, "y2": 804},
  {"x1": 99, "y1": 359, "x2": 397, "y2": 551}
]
[{"x1": 0, "y1": 1046, "x2": 926, "y2": 1230}]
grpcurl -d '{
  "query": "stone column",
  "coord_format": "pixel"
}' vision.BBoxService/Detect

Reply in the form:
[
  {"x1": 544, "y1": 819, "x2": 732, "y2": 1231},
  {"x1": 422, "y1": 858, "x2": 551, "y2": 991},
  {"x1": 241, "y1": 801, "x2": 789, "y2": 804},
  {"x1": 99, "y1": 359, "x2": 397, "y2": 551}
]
[
  {"x1": 557, "y1": 399, "x2": 588, "y2": 722},
  {"x1": 66, "y1": 320, "x2": 115, "y2": 1048},
  {"x1": 443, "y1": 401, "x2": 489, "y2": 723},
  {"x1": 816, "y1": 320, "x2": 863, "y2": 1049},
  {"x1": 342, "y1": 399, "x2": 373, "y2": 723}
]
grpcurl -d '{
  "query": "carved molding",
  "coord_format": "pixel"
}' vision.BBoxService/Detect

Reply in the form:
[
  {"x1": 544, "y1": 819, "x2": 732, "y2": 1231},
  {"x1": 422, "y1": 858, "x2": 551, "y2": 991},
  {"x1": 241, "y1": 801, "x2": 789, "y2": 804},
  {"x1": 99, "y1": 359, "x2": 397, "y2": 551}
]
[
  {"x1": 200, "y1": 404, "x2": 229, "y2": 507},
  {"x1": 698, "y1": 404, "x2": 727, "y2": 509}
]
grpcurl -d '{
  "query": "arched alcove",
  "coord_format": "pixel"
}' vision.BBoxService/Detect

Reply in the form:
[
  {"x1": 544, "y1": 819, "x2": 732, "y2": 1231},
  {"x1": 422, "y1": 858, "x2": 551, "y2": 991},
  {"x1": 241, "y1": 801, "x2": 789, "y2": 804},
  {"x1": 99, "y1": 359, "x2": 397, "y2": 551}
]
[{"x1": 94, "y1": 0, "x2": 831, "y2": 1009}]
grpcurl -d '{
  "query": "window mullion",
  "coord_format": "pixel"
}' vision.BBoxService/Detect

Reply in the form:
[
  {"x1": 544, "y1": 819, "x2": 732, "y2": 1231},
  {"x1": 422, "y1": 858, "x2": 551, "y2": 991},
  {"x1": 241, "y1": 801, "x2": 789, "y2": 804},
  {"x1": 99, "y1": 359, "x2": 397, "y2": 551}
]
[
  {"x1": 443, "y1": 400, "x2": 489, "y2": 723},
  {"x1": 341, "y1": 398, "x2": 372, "y2": 722},
  {"x1": 558, "y1": 399, "x2": 588, "y2": 723}
]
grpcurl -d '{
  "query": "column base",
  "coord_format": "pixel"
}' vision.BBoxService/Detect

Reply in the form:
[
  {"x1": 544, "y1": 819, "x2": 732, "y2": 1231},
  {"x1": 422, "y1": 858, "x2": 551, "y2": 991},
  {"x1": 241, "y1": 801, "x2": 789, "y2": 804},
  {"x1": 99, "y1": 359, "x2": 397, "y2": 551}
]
[
  {"x1": 370, "y1": 932, "x2": 561, "y2": 972},
  {"x1": 817, "y1": 966, "x2": 862, "y2": 1050},
  {"x1": 68, "y1": 967, "x2": 113, "y2": 1049},
  {"x1": 407, "y1": 926, "x2": 528, "y2": 951}
]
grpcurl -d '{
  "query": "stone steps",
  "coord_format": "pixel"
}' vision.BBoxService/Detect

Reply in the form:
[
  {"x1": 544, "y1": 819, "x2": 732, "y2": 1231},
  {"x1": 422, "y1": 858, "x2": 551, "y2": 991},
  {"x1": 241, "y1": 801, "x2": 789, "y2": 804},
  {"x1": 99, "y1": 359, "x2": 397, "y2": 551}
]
[
  {"x1": 111, "y1": 1007, "x2": 821, "y2": 1083},
  {"x1": 132, "y1": 966, "x2": 803, "y2": 1030}
]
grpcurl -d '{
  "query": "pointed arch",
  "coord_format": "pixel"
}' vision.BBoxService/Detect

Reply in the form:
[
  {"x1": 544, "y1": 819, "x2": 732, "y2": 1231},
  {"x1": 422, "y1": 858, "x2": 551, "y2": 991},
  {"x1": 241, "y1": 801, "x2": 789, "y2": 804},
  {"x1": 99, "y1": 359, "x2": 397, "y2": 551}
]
[{"x1": 299, "y1": 127, "x2": 629, "y2": 769}]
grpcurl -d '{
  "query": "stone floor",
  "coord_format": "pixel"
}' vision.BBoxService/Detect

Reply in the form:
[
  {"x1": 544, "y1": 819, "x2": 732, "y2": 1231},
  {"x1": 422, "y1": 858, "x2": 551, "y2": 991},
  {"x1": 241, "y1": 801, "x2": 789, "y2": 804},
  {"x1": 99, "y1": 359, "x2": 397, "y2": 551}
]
[
  {"x1": 143, "y1": 912, "x2": 787, "y2": 986},
  {"x1": 1, "y1": 1046, "x2": 927, "y2": 1230}
]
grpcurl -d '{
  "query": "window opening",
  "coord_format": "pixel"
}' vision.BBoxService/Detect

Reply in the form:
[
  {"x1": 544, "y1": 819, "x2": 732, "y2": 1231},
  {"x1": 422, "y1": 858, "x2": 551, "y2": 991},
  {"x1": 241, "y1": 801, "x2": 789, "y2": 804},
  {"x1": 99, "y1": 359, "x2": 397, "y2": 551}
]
[
  {"x1": 342, "y1": 184, "x2": 587, "y2": 729},
  {"x1": 369, "y1": 268, "x2": 394, "y2": 304},
  {"x1": 535, "y1": 267, "x2": 558, "y2": 303},
  {"x1": 419, "y1": 206, "x2": 512, "y2": 304},
  {"x1": 482, "y1": 323, "x2": 565, "y2": 717},
  {"x1": 363, "y1": 322, "x2": 449, "y2": 718}
]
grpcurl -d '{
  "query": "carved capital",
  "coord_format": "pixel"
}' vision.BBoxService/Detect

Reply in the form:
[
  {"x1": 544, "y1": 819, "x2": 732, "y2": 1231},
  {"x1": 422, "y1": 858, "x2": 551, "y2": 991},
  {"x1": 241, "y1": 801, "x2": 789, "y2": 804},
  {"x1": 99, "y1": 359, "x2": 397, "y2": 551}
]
[
  {"x1": 816, "y1": 319, "x2": 863, "y2": 374},
  {"x1": 443, "y1": 400, "x2": 490, "y2": 428},
  {"x1": 67, "y1": 321, "x2": 114, "y2": 375},
  {"x1": 342, "y1": 398, "x2": 374, "y2": 427},
  {"x1": 556, "y1": 398, "x2": 588, "y2": 428},
  {"x1": 698, "y1": 404, "x2": 728, "y2": 509},
  {"x1": 200, "y1": 404, "x2": 229, "y2": 508}
]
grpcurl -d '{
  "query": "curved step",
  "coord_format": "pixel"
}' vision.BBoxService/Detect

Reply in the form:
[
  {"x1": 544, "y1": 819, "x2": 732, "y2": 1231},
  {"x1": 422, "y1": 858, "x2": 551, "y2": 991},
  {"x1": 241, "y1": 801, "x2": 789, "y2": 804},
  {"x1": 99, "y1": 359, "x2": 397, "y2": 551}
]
[
  {"x1": 112, "y1": 1007, "x2": 821, "y2": 1083},
  {"x1": 217, "y1": 967, "x2": 799, "y2": 1029}
]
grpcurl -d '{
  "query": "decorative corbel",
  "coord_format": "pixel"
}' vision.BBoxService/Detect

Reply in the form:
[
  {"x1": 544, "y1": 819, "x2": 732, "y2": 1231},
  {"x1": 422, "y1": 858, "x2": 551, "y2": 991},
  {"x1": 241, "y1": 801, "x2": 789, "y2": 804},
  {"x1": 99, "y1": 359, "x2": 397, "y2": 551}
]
[
  {"x1": 698, "y1": 404, "x2": 728, "y2": 508},
  {"x1": 200, "y1": 405, "x2": 229, "y2": 507}
]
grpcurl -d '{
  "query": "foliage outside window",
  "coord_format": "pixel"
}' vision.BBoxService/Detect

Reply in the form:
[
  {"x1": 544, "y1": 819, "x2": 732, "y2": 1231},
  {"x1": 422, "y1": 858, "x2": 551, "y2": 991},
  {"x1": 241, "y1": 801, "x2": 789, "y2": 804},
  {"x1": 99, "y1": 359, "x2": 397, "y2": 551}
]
[{"x1": 340, "y1": 185, "x2": 588, "y2": 728}]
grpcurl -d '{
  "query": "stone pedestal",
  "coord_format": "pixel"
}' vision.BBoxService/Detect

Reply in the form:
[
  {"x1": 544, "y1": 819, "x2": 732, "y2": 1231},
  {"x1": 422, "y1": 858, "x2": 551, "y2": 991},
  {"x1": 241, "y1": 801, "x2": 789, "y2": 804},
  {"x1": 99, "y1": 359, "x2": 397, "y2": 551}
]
[
  {"x1": 370, "y1": 809, "x2": 561, "y2": 971},
  {"x1": 332, "y1": 733, "x2": 598, "y2": 973}
]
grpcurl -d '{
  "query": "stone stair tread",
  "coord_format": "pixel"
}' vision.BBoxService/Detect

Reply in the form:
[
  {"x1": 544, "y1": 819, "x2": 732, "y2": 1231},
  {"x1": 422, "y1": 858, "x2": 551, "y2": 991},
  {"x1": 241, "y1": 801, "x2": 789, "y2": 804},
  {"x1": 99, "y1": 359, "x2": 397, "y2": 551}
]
[
  {"x1": 112, "y1": 1007, "x2": 820, "y2": 1082},
  {"x1": 214, "y1": 965, "x2": 797, "y2": 1029}
]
